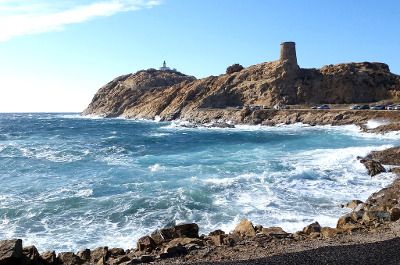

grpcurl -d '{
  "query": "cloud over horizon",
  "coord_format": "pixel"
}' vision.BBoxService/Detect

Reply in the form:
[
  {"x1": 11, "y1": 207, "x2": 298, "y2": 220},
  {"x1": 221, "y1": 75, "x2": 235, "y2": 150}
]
[{"x1": 0, "y1": 0, "x2": 161, "y2": 42}]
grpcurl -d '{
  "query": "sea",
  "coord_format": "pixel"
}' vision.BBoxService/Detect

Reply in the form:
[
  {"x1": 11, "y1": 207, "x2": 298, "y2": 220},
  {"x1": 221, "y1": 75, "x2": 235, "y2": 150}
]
[{"x1": 0, "y1": 113, "x2": 399, "y2": 252}]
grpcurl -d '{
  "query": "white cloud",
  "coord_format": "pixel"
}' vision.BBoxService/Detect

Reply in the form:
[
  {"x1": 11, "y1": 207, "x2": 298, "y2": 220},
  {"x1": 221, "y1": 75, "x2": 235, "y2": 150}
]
[{"x1": 0, "y1": 0, "x2": 161, "y2": 42}]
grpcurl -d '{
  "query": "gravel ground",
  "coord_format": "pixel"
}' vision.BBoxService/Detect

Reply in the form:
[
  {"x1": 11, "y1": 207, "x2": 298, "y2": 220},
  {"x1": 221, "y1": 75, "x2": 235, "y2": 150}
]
[{"x1": 192, "y1": 237, "x2": 400, "y2": 265}]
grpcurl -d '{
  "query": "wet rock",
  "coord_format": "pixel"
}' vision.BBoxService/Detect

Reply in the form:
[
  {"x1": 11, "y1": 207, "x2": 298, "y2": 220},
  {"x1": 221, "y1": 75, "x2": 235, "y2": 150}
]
[
  {"x1": 57, "y1": 252, "x2": 83, "y2": 265},
  {"x1": 109, "y1": 248, "x2": 125, "y2": 257},
  {"x1": 90, "y1": 247, "x2": 109, "y2": 263},
  {"x1": 342, "y1": 200, "x2": 364, "y2": 210},
  {"x1": 321, "y1": 227, "x2": 338, "y2": 238},
  {"x1": 22, "y1": 245, "x2": 40, "y2": 265},
  {"x1": 76, "y1": 249, "x2": 91, "y2": 261},
  {"x1": 0, "y1": 239, "x2": 23, "y2": 265},
  {"x1": 360, "y1": 159, "x2": 386, "y2": 176},
  {"x1": 205, "y1": 122, "x2": 235, "y2": 128},
  {"x1": 174, "y1": 223, "x2": 199, "y2": 238},
  {"x1": 40, "y1": 251, "x2": 57, "y2": 265},
  {"x1": 151, "y1": 228, "x2": 176, "y2": 245},
  {"x1": 233, "y1": 219, "x2": 256, "y2": 237},
  {"x1": 208, "y1": 229, "x2": 225, "y2": 236},
  {"x1": 137, "y1": 236, "x2": 156, "y2": 252},
  {"x1": 303, "y1": 222, "x2": 321, "y2": 234},
  {"x1": 254, "y1": 225, "x2": 263, "y2": 233}
]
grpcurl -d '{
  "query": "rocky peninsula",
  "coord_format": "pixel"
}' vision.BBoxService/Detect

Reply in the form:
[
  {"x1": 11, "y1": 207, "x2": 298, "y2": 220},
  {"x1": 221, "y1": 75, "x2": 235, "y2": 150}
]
[{"x1": 83, "y1": 42, "x2": 400, "y2": 130}]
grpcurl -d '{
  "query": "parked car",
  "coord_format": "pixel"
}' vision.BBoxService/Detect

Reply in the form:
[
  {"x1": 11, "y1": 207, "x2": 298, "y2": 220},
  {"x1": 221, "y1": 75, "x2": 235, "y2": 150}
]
[
  {"x1": 394, "y1": 105, "x2": 400, "y2": 110},
  {"x1": 311, "y1": 105, "x2": 318, "y2": 109},
  {"x1": 273, "y1": 104, "x2": 288, "y2": 110},
  {"x1": 350, "y1": 105, "x2": 361, "y2": 110},
  {"x1": 359, "y1": 105, "x2": 370, "y2": 110},
  {"x1": 317, "y1": 104, "x2": 330, "y2": 110},
  {"x1": 370, "y1": 105, "x2": 385, "y2": 110},
  {"x1": 386, "y1": 105, "x2": 395, "y2": 110}
]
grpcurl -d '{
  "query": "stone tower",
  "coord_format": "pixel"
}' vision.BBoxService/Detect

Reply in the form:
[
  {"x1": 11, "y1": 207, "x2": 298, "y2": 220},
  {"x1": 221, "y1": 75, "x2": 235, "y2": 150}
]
[{"x1": 280, "y1": 42, "x2": 298, "y2": 66}]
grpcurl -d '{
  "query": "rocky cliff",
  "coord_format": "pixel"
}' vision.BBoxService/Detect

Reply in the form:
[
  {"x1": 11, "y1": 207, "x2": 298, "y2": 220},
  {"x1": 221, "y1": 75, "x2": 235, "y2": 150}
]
[{"x1": 83, "y1": 47, "x2": 400, "y2": 121}]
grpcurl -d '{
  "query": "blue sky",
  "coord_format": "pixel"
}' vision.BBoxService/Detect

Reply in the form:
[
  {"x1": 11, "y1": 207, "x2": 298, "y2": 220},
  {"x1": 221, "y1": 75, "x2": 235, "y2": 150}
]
[{"x1": 0, "y1": 0, "x2": 399, "y2": 112}]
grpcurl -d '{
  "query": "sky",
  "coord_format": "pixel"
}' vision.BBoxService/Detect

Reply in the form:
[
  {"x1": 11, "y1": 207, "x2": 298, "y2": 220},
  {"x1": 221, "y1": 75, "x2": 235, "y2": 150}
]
[{"x1": 0, "y1": 0, "x2": 399, "y2": 112}]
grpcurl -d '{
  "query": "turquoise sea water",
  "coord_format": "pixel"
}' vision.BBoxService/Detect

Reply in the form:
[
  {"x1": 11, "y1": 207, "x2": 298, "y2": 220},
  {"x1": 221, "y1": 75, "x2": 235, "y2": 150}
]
[{"x1": 0, "y1": 113, "x2": 399, "y2": 252}]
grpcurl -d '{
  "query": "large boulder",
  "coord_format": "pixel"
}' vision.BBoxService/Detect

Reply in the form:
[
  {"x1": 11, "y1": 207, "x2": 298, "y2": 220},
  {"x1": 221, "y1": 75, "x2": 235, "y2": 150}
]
[
  {"x1": 150, "y1": 228, "x2": 175, "y2": 245},
  {"x1": 0, "y1": 239, "x2": 23, "y2": 265},
  {"x1": 233, "y1": 219, "x2": 256, "y2": 237},
  {"x1": 320, "y1": 227, "x2": 338, "y2": 238},
  {"x1": 303, "y1": 222, "x2": 321, "y2": 234},
  {"x1": 76, "y1": 249, "x2": 91, "y2": 262},
  {"x1": 174, "y1": 223, "x2": 199, "y2": 238},
  {"x1": 22, "y1": 246, "x2": 40, "y2": 265},
  {"x1": 57, "y1": 252, "x2": 83, "y2": 265},
  {"x1": 261, "y1": 227, "x2": 290, "y2": 239},
  {"x1": 90, "y1": 247, "x2": 108, "y2": 264},
  {"x1": 226, "y1": 64, "x2": 244, "y2": 74},
  {"x1": 136, "y1": 236, "x2": 156, "y2": 252},
  {"x1": 360, "y1": 159, "x2": 386, "y2": 176},
  {"x1": 40, "y1": 251, "x2": 57, "y2": 265}
]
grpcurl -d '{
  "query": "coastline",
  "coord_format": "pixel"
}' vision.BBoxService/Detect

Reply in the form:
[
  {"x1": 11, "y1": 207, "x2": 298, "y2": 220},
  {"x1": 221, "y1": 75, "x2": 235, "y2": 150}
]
[{"x1": 2, "y1": 119, "x2": 400, "y2": 265}]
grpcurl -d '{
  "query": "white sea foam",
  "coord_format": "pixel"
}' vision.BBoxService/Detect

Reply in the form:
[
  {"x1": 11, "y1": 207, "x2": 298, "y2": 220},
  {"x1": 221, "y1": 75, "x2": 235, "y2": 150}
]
[
  {"x1": 149, "y1": 164, "x2": 165, "y2": 172},
  {"x1": 366, "y1": 119, "x2": 390, "y2": 129},
  {"x1": 75, "y1": 189, "x2": 93, "y2": 198},
  {"x1": 2, "y1": 114, "x2": 400, "y2": 252}
]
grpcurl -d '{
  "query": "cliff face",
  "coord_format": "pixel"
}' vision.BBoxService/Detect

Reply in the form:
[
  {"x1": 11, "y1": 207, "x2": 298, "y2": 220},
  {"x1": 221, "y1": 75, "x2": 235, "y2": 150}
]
[
  {"x1": 82, "y1": 69, "x2": 196, "y2": 117},
  {"x1": 83, "y1": 60, "x2": 400, "y2": 120}
]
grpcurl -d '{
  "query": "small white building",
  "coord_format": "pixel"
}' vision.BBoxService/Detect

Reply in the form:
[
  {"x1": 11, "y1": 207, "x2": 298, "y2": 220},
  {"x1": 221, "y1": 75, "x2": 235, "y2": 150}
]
[
  {"x1": 159, "y1": 61, "x2": 177, "y2": 71},
  {"x1": 159, "y1": 61, "x2": 171, "y2": 71}
]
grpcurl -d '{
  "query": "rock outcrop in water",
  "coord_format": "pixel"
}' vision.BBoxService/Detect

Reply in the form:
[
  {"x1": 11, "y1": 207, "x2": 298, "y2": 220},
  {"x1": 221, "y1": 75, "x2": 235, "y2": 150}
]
[{"x1": 83, "y1": 42, "x2": 400, "y2": 121}]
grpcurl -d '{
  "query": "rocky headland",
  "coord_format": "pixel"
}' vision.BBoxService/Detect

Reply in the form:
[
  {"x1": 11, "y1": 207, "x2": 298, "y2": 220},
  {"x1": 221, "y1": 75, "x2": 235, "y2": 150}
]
[{"x1": 83, "y1": 42, "x2": 400, "y2": 131}]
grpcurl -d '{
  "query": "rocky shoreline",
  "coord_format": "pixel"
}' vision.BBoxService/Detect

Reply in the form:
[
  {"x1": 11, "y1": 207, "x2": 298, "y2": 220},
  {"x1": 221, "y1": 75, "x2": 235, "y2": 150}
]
[
  {"x1": 2, "y1": 147, "x2": 400, "y2": 265},
  {"x1": 161, "y1": 108, "x2": 400, "y2": 134}
]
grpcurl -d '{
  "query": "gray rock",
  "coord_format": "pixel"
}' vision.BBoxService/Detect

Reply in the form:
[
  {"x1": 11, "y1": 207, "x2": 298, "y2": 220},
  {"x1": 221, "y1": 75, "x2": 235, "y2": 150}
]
[
  {"x1": 136, "y1": 236, "x2": 155, "y2": 252},
  {"x1": 22, "y1": 245, "x2": 40, "y2": 264},
  {"x1": 0, "y1": 239, "x2": 23, "y2": 265},
  {"x1": 40, "y1": 251, "x2": 56, "y2": 265},
  {"x1": 174, "y1": 223, "x2": 199, "y2": 238},
  {"x1": 57, "y1": 252, "x2": 83, "y2": 265}
]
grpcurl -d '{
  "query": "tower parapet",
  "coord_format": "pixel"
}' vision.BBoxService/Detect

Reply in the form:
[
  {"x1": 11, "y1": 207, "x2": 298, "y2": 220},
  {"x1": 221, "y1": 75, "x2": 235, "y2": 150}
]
[{"x1": 280, "y1": 42, "x2": 298, "y2": 66}]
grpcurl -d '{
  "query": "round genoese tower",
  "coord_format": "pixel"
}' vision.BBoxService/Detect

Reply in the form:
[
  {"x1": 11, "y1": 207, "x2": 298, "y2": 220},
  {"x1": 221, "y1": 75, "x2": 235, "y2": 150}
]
[{"x1": 280, "y1": 41, "x2": 298, "y2": 66}]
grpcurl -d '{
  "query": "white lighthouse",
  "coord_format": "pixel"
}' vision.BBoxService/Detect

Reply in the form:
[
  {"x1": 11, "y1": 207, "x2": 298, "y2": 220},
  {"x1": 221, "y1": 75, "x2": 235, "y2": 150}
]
[{"x1": 159, "y1": 60, "x2": 171, "y2": 71}]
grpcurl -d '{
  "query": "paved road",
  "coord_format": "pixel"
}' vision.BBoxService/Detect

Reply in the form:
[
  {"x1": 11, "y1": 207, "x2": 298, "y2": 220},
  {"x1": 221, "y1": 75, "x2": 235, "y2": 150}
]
[{"x1": 193, "y1": 237, "x2": 400, "y2": 265}]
